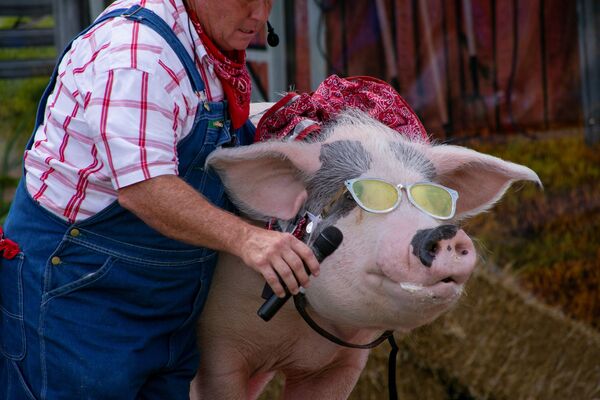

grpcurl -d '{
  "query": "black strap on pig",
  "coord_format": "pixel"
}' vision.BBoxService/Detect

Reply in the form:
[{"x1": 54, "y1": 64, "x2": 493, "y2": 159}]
[
  {"x1": 293, "y1": 293, "x2": 393, "y2": 349},
  {"x1": 294, "y1": 294, "x2": 400, "y2": 399},
  {"x1": 387, "y1": 335, "x2": 399, "y2": 400}
]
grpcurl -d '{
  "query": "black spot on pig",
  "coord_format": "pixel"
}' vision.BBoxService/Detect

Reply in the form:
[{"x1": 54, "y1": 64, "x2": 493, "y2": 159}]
[
  {"x1": 389, "y1": 141, "x2": 436, "y2": 180},
  {"x1": 304, "y1": 140, "x2": 371, "y2": 218}
]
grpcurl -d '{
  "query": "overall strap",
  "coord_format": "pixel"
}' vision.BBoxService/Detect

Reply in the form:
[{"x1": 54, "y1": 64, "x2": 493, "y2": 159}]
[{"x1": 29, "y1": 4, "x2": 206, "y2": 151}]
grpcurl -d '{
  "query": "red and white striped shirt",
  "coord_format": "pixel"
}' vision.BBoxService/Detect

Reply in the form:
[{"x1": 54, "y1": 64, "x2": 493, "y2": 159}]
[{"x1": 24, "y1": 0, "x2": 225, "y2": 222}]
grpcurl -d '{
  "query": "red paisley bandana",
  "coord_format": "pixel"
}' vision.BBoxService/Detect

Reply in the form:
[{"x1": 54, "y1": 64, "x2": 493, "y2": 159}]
[
  {"x1": 255, "y1": 75, "x2": 429, "y2": 143},
  {"x1": 186, "y1": 6, "x2": 251, "y2": 130},
  {"x1": 0, "y1": 226, "x2": 19, "y2": 259}
]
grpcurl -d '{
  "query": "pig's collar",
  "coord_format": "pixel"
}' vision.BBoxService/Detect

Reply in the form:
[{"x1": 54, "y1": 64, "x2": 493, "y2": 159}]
[
  {"x1": 266, "y1": 216, "x2": 308, "y2": 240},
  {"x1": 266, "y1": 211, "x2": 322, "y2": 243}
]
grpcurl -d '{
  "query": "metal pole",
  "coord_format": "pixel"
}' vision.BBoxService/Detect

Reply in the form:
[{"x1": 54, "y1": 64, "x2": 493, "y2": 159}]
[
  {"x1": 88, "y1": 0, "x2": 106, "y2": 21},
  {"x1": 308, "y1": 0, "x2": 327, "y2": 91},
  {"x1": 52, "y1": 0, "x2": 88, "y2": 53},
  {"x1": 576, "y1": 0, "x2": 600, "y2": 145}
]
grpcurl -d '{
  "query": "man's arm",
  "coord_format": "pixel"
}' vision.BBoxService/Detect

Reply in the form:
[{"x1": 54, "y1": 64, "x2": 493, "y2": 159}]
[{"x1": 118, "y1": 175, "x2": 319, "y2": 297}]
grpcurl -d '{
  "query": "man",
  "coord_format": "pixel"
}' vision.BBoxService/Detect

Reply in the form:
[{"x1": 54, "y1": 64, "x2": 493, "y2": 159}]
[{"x1": 0, "y1": 0, "x2": 319, "y2": 398}]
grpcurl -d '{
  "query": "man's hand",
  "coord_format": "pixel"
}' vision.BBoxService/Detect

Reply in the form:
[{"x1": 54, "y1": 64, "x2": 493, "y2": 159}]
[
  {"x1": 118, "y1": 175, "x2": 319, "y2": 297},
  {"x1": 237, "y1": 227, "x2": 320, "y2": 298}
]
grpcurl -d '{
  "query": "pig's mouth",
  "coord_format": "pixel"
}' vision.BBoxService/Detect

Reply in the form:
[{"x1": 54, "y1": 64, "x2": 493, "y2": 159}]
[
  {"x1": 400, "y1": 280, "x2": 463, "y2": 301},
  {"x1": 369, "y1": 273, "x2": 464, "y2": 304}
]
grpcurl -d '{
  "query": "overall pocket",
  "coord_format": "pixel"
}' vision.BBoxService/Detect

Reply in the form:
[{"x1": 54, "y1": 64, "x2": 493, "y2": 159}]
[
  {"x1": 0, "y1": 253, "x2": 26, "y2": 360},
  {"x1": 41, "y1": 241, "x2": 115, "y2": 304}
]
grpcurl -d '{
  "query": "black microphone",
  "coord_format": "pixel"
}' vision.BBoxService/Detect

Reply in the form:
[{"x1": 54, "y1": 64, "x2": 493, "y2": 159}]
[
  {"x1": 266, "y1": 21, "x2": 279, "y2": 47},
  {"x1": 257, "y1": 226, "x2": 343, "y2": 321}
]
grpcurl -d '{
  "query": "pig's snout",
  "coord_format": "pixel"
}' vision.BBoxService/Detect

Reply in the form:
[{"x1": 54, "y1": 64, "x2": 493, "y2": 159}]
[{"x1": 410, "y1": 225, "x2": 475, "y2": 285}]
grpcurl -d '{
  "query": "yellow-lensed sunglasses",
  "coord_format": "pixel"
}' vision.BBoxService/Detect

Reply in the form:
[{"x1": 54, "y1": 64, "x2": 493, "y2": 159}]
[{"x1": 344, "y1": 178, "x2": 459, "y2": 220}]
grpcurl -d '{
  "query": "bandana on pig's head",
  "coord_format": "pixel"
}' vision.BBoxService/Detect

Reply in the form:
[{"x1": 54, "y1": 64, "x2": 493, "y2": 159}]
[{"x1": 255, "y1": 75, "x2": 429, "y2": 143}]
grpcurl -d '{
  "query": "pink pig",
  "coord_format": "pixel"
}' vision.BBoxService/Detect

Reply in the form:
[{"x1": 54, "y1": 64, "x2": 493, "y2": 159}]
[{"x1": 190, "y1": 107, "x2": 540, "y2": 399}]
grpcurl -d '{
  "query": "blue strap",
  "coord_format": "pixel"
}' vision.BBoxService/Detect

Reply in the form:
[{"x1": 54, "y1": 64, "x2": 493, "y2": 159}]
[{"x1": 30, "y1": 5, "x2": 206, "y2": 150}]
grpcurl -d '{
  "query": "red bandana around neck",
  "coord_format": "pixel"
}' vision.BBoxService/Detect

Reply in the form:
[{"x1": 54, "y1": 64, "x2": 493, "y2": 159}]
[{"x1": 184, "y1": 4, "x2": 251, "y2": 130}]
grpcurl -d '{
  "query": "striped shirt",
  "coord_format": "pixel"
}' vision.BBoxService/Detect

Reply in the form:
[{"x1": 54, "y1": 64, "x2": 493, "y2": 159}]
[{"x1": 24, "y1": 0, "x2": 225, "y2": 222}]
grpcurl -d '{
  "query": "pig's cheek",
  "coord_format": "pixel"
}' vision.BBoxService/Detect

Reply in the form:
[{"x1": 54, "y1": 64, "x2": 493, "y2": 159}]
[
  {"x1": 374, "y1": 233, "x2": 414, "y2": 283},
  {"x1": 375, "y1": 211, "x2": 446, "y2": 280}
]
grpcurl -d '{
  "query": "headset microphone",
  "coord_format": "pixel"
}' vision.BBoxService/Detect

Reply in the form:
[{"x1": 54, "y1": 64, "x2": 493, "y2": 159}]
[
  {"x1": 266, "y1": 21, "x2": 279, "y2": 47},
  {"x1": 257, "y1": 226, "x2": 343, "y2": 321}
]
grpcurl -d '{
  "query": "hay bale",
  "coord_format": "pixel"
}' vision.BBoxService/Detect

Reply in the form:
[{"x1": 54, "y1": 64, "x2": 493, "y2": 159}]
[{"x1": 396, "y1": 268, "x2": 600, "y2": 399}]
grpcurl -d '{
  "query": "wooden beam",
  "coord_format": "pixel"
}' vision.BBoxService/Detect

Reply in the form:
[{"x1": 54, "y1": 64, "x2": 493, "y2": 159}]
[
  {"x1": 0, "y1": 29, "x2": 54, "y2": 47},
  {"x1": 0, "y1": 0, "x2": 52, "y2": 17},
  {"x1": 0, "y1": 59, "x2": 54, "y2": 79}
]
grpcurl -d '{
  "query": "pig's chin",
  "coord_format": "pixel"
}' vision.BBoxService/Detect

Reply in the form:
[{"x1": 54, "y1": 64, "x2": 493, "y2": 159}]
[{"x1": 385, "y1": 279, "x2": 463, "y2": 331}]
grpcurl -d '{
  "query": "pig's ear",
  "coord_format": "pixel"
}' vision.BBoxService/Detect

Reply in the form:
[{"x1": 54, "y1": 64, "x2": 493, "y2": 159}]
[
  {"x1": 425, "y1": 144, "x2": 542, "y2": 219},
  {"x1": 206, "y1": 141, "x2": 322, "y2": 220}
]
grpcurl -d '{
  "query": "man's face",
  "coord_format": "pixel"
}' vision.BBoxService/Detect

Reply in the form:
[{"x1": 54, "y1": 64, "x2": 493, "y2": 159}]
[{"x1": 193, "y1": 0, "x2": 274, "y2": 51}]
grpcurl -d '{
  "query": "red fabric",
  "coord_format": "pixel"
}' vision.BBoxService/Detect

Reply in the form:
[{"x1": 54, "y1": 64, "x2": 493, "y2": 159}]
[
  {"x1": 186, "y1": 7, "x2": 251, "y2": 130},
  {"x1": 0, "y1": 226, "x2": 19, "y2": 260},
  {"x1": 255, "y1": 75, "x2": 429, "y2": 142}
]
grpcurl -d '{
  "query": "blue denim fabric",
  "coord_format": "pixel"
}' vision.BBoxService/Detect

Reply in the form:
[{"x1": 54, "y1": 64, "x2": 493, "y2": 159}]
[{"x1": 0, "y1": 6, "x2": 255, "y2": 399}]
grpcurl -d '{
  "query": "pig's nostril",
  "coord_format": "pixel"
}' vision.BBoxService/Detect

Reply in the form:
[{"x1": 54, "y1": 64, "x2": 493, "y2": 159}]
[
  {"x1": 456, "y1": 243, "x2": 470, "y2": 256},
  {"x1": 441, "y1": 277, "x2": 455, "y2": 283}
]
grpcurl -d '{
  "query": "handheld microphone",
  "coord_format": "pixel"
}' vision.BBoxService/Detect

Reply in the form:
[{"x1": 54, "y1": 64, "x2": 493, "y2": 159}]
[
  {"x1": 266, "y1": 21, "x2": 279, "y2": 47},
  {"x1": 257, "y1": 226, "x2": 343, "y2": 321}
]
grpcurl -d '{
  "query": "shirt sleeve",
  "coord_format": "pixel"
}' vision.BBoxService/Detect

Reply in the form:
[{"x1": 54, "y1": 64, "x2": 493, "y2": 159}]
[{"x1": 85, "y1": 67, "x2": 182, "y2": 189}]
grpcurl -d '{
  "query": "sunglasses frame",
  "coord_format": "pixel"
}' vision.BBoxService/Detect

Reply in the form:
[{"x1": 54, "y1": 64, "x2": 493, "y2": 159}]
[{"x1": 343, "y1": 178, "x2": 459, "y2": 220}]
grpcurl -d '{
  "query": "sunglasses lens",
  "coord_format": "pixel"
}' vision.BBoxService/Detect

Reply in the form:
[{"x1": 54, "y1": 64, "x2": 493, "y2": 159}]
[
  {"x1": 409, "y1": 184, "x2": 453, "y2": 218},
  {"x1": 351, "y1": 179, "x2": 398, "y2": 211}
]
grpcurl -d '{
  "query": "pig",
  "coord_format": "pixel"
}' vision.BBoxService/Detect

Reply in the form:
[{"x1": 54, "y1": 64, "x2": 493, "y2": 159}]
[{"x1": 189, "y1": 105, "x2": 540, "y2": 400}]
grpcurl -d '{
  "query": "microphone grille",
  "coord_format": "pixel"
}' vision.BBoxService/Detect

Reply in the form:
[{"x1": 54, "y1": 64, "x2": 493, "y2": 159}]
[{"x1": 313, "y1": 226, "x2": 343, "y2": 259}]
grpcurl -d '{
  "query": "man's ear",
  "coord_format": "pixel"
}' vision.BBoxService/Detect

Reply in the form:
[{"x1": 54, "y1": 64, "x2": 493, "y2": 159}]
[
  {"x1": 423, "y1": 144, "x2": 542, "y2": 219},
  {"x1": 206, "y1": 141, "x2": 322, "y2": 220}
]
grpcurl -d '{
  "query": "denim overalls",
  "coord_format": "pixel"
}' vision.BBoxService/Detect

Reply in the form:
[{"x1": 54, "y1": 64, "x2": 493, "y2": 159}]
[{"x1": 0, "y1": 5, "x2": 254, "y2": 399}]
